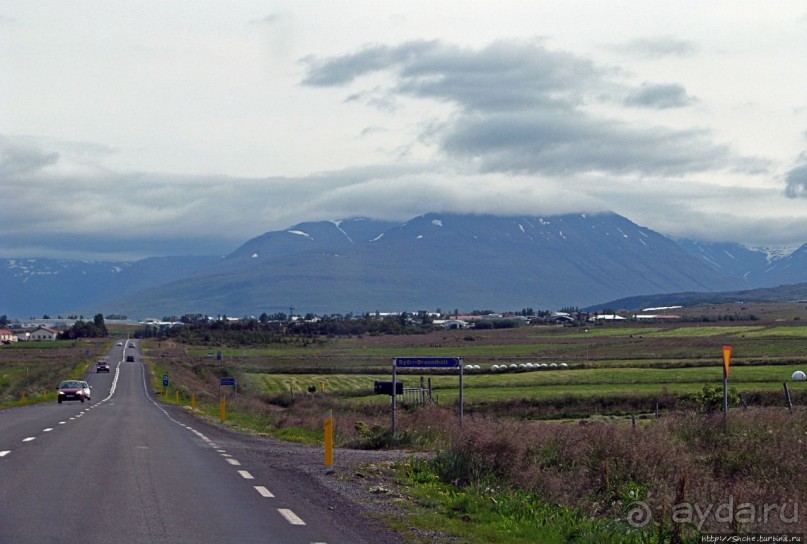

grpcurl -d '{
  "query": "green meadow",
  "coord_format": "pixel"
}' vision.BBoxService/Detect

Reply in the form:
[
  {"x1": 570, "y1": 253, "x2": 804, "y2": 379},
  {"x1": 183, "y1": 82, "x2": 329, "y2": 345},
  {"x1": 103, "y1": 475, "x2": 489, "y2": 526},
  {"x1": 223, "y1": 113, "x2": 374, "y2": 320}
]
[{"x1": 246, "y1": 363, "x2": 806, "y2": 403}]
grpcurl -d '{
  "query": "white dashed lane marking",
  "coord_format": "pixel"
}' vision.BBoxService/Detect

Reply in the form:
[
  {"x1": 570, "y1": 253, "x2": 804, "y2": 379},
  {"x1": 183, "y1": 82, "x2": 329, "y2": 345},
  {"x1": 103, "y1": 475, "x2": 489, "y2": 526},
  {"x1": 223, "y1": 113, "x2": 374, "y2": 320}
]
[
  {"x1": 254, "y1": 486, "x2": 274, "y2": 498},
  {"x1": 43, "y1": 428, "x2": 53, "y2": 432},
  {"x1": 22, "y1": 437, "x2": 35, "y2": 442},
  {"x1": 146, "y1": 379, "x2": 325, "y2": 539},
  {"x1": 277, "y1": 508, "x2": 306, "y2": 526},
  {"x1": 0, "y1": 451, "x2": 10, "y2": 457}
]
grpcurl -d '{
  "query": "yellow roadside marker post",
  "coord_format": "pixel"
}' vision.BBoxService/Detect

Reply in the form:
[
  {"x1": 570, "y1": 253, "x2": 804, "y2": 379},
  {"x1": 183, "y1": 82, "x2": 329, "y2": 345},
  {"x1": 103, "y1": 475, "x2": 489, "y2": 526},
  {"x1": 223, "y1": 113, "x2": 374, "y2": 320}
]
[
  {"x1": 722, "y1": 345, "x2": 732, "y2": 428},
  {"x1": 324, "y1": 410, "x2": 334, "y2": 473}
]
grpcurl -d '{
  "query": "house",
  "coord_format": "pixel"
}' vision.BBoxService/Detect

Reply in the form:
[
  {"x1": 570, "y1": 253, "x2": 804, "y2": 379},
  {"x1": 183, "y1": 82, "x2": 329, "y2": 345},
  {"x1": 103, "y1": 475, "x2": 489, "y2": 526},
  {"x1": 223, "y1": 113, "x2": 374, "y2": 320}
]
[
  {"x1": 29, "y1": 326, "x2": 59, "y2": 341},
  {"x1": 439, "y1": 319, "x2": 469, "y2": 329},
  {"x1": 0, "y1": 329, "x2": 16, "y2": 343}
]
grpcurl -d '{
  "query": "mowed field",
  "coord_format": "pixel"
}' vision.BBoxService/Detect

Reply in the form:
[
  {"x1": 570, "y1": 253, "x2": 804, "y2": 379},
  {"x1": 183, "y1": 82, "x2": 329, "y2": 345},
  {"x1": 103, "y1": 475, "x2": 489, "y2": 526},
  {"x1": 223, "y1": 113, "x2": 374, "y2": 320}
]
[{"x1": 184, "y1": 308, "x2": 807, "y2": 407}]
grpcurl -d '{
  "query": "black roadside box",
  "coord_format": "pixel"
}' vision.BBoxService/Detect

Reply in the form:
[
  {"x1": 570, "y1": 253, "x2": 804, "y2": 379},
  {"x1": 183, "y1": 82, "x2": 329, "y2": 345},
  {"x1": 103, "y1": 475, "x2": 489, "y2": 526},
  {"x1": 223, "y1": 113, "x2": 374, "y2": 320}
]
[{"x1": 374, "y1": 381, "x2": 403, "y2": 395}]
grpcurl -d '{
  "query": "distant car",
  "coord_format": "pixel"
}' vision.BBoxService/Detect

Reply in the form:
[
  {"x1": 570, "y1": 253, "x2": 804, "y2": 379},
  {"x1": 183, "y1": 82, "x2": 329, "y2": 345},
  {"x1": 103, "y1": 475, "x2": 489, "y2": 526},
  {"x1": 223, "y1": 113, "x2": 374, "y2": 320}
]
[
  {"x1": 116, "y1": 342, "x2": 123, "y2": 346},
  {"x1": 96, "y1": 361, "x2": 110, "y2": 373},
  {"x1": 57, "y1": 380, "x2": 92, "y2": 403},
  {"x1": 128, "y1": 343, "x2": 135, "y2": 348},
  {"x1": 126, "y1": 355, "x2": 135, "y2": 362}
]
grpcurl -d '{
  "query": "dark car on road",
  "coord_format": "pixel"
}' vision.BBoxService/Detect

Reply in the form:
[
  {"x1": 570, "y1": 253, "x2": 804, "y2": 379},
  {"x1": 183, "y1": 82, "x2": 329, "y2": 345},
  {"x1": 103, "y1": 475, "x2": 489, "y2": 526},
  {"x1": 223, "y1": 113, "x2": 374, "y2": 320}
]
[
  {"x1": 57, "y1": 380, "x2": 91, "y2": 403},
  {"x1": 126, "y1": 355, "x2": 135, "y2": 362},
  {"x1": 96, "y1": 360, "x2": 110, "y2": 373}
]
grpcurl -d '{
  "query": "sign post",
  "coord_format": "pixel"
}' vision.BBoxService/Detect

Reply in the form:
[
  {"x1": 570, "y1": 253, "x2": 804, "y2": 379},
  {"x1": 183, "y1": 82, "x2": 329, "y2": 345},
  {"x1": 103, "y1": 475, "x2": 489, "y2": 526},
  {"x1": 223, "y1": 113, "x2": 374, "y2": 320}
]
[
  {"x1": 324, "y1": 410, "x2": 334, "y2": 472},
  {"x1": 219, "y1": 377, "x2": 236, "y2": 423},
  {"x1": 391, "y1": 357, "x2": 464, "y2": 434},
  {"x1": 722, "y1": 345, "x2": 732, "y2": 427}
]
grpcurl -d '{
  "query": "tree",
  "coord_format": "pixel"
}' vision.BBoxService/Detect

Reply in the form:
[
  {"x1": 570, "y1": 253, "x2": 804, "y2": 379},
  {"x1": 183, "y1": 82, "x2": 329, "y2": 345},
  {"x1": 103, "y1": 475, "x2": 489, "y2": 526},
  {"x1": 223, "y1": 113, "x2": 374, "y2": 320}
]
[{"x1": 61, "y1": 314, "x2": 108, "y2": 339}]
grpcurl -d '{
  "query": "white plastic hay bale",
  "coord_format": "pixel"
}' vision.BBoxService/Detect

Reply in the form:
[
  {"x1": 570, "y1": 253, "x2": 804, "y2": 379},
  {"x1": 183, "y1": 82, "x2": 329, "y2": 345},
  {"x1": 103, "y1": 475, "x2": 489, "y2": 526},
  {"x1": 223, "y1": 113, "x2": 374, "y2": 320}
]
[
  {"x1": 509, "y1": 364, "x2": 518, "y2": 370},
  {"x1": 559, "y1": 363, "x2": 569, "y2": 369},
  {"x1": 540, "y1": 363, "x2": 548, "y2": 368},
  {"x1": 550, "y1": 363, "x2": 558, "y2": 368},
  {"x1": 491, "y1": 364, "x2": 499, "y2": 370},
  {"x1": 526, "y1": 363, "x2": 534, "y2": 369},
  {"x1": 792, "y1": 370, "x2": 806, "y2": 381}
]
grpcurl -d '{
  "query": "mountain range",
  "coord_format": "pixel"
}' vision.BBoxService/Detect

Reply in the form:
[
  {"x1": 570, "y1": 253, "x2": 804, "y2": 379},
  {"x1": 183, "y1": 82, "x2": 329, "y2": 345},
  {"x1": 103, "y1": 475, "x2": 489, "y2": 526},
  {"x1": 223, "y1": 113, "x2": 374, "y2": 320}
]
[{"x1": 3, "y1": 211, "x2": 807, "y2": 319}]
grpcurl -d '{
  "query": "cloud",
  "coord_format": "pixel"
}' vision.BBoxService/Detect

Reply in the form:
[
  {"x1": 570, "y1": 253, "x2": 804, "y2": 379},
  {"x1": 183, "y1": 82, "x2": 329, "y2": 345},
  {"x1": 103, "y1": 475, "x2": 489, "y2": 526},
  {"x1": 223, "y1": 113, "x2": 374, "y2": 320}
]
[
  {"x1": 303, "y1": 39, "x2": 605, "y2": 112},
  {"x1": 0, "y1": 132, "x2": 798, "y2": 260},
  {"x1": 441, "y1": 111, "x2": 733, "y2": 176},
  {"x1": 624, "y1": 82, "x2": 697, "y2": 109},
  {"x1": 784, "y1": 161, "x2": 807, "y2": 198},
  {"x1": 613, "y1": 35, "x2": 699, "y2": 58},
  {"x1": 303, "y1": 39, "x2": 764, "y2": 177},
  {"x1": 0, "y1": 136, "x2": 59, "y2": 176},
  {"x1": 301, "y1": 41, "x2": 440, "y2": 87}
]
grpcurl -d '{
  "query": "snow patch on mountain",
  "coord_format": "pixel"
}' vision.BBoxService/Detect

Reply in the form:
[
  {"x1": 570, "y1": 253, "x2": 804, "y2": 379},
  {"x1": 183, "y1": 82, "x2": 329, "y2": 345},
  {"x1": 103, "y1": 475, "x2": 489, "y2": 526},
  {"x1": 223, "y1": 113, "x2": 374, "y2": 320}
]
[
  {"x1": 331, "y1": 220, "x2": 354, "y2": 243},
  {"x1": 748, "y1": 246, "x2": 800, "y2": 263}
]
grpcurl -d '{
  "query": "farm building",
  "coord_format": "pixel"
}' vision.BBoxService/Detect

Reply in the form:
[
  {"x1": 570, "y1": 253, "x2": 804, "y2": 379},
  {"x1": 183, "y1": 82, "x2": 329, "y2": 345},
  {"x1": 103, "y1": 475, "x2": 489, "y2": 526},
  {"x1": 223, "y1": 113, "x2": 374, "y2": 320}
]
[{"x1": 28, "y1": 326, "x2": 59, "y2": 341}]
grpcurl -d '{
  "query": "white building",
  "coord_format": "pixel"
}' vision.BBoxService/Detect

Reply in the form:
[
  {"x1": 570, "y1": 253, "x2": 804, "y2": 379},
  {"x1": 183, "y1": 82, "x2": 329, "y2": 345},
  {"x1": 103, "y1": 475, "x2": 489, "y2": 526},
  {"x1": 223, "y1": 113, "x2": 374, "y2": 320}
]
[{"x1": 29, "y1": 326, "x2": 59, "y2": 341}]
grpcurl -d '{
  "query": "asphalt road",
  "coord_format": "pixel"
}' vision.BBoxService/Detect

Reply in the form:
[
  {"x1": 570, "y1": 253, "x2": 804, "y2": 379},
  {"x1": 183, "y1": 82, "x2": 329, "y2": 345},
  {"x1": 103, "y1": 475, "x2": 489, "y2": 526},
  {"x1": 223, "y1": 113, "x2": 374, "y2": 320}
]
[{"x1": 0, "y1": 341, "x2": 387, "y2": 544}]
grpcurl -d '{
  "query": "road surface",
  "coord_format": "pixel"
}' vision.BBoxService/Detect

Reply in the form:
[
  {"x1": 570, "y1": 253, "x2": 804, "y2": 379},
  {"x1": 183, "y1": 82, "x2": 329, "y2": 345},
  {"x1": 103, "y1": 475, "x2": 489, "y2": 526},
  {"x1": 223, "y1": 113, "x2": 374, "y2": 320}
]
[{"x1": 0, "y1": 341, "x2": 390, "y2": 544}]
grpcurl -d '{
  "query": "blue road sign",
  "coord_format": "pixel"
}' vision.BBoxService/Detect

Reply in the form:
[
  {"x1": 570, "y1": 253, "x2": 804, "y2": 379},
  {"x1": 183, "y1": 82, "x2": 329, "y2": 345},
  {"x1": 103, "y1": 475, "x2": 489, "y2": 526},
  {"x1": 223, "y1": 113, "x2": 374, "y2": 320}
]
[
  {"x1": 162, "y1": 375, "x2": 169, "y2": 387},
  {"x1": 220, "y1": 377, "x2": 236, "y2": 387},
  {"x1": 394, "y1": 357, "x2": 462, "y2": 369}
]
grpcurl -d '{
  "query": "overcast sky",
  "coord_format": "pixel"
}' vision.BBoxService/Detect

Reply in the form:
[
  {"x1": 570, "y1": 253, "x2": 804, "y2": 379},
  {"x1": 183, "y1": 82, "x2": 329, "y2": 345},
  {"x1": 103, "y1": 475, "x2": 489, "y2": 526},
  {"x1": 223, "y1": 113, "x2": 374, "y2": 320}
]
[{"x1": 2, "y1": 1, "x2": 807, "y2": 261}]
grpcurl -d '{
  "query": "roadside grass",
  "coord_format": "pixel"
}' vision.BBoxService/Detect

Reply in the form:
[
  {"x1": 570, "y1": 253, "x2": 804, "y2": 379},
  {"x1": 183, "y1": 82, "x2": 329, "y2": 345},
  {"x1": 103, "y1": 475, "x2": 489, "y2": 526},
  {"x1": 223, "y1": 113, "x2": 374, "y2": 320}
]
[
  {"x1": 386, "y1": 459, "x2": 663, "y2": 544},
  {"x1": 385, "y1": 407, "x2": 807, "y2": 540}
]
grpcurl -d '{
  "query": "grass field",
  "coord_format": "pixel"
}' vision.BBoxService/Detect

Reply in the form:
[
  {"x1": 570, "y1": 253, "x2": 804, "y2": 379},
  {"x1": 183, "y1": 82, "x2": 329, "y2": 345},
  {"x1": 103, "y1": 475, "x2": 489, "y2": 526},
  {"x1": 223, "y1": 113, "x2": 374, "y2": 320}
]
[
  {"x1": 246, "y1": 363, "x2": 807, "y2": 403},
  {"x1": 228, "y1": 321, "x2": 807, "y2": 409}
]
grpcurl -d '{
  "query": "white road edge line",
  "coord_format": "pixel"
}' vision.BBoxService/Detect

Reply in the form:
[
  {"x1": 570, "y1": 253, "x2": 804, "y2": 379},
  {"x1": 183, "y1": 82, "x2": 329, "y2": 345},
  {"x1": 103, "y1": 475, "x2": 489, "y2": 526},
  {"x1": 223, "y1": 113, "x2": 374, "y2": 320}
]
[
  {"x1": 254, "y1": 486, "x2": 274, "y2": 498},
  {"x1": 277, "y1": 508, "x2": 306, "y2": 526}
]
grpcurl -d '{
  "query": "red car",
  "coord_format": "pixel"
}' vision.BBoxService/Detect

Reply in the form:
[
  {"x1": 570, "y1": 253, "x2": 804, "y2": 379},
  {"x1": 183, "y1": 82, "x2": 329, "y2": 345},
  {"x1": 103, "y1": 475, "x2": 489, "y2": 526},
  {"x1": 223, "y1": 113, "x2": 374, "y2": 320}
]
[{"x1": 57, "y1": 380, "x2": 91, "y2": 403}]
